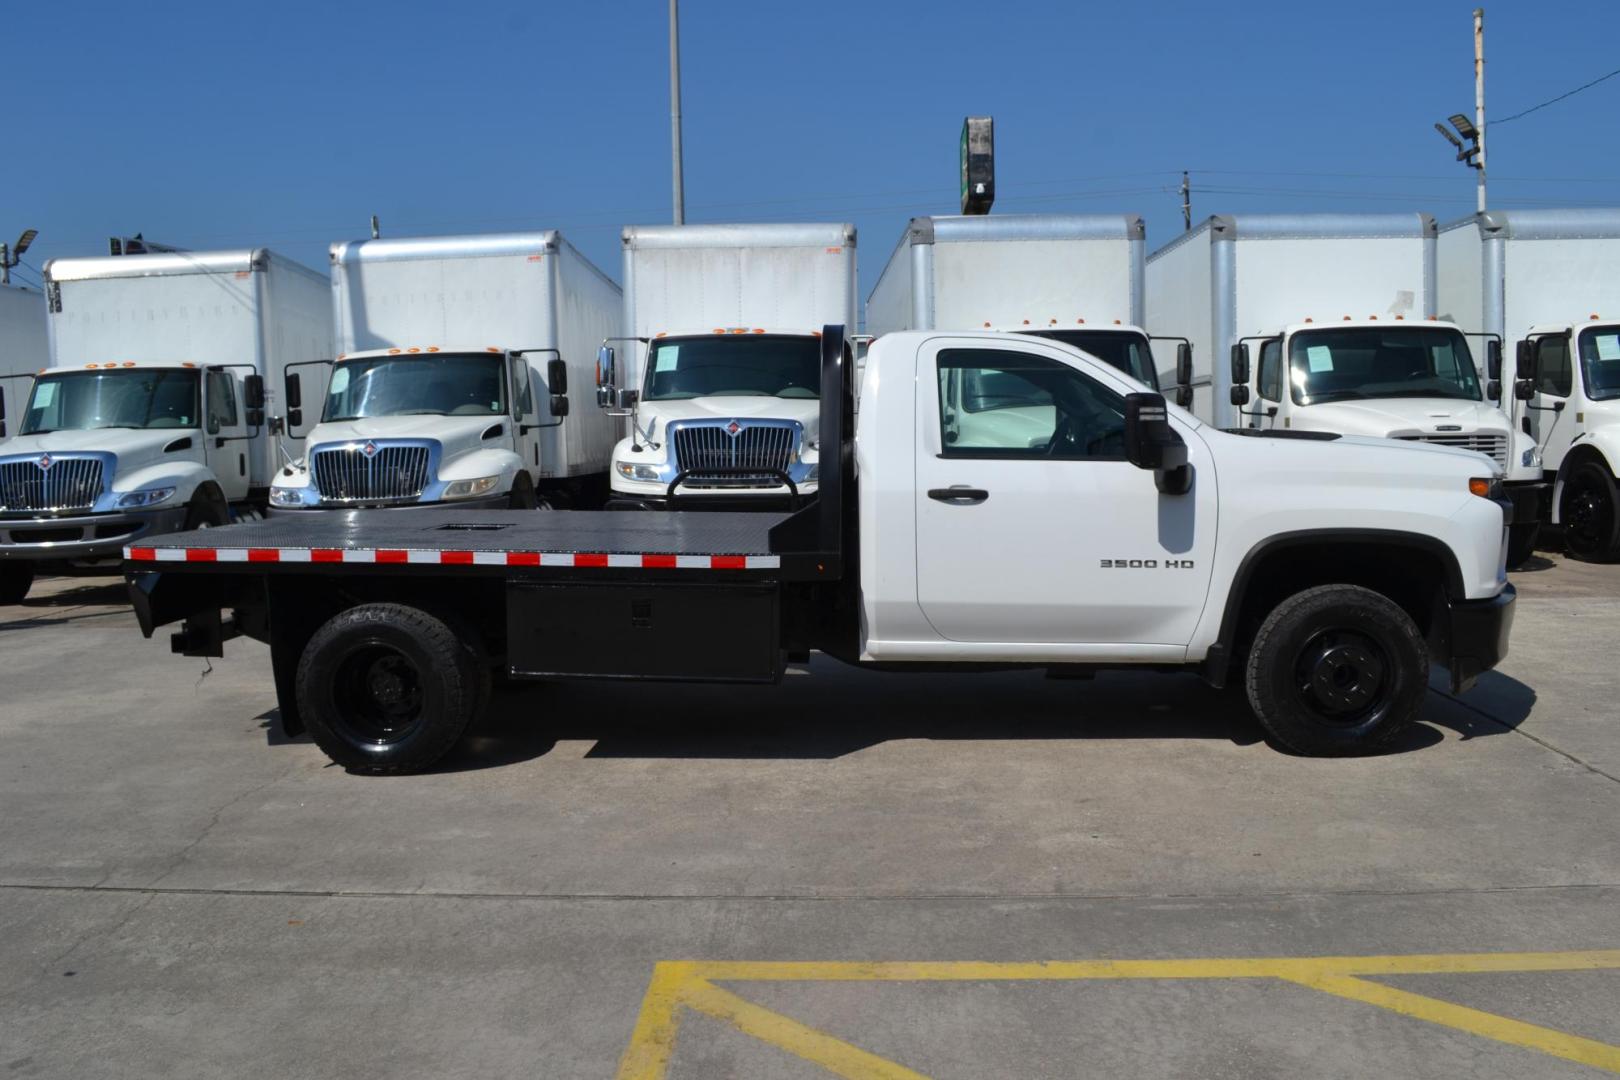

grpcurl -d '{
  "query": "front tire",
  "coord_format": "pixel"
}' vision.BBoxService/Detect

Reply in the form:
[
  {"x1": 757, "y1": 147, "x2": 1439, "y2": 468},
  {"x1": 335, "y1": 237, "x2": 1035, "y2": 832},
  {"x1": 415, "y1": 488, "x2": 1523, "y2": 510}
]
[
  {"x1": 1506, "y1": 521, "x2": 1541, "y2": 569},
  {"x1": 508, "y1": 473, "x2": 538, "y2": 510},
  {"x1": 1559, "y1": 461, "x2": 1620, "y2": 562},
  {"x1": 0, "y1": 563, "x2": 34, "y2": 605},
  {"x1": 183, "y1": 490, "x2": 229, "y2": 531},
  {"x1": 1245, "y1": 584, "x2": 1429, "y2": 756},
  {"x1": 295, "y1": 603, "x2": 482, "y2": 774}
]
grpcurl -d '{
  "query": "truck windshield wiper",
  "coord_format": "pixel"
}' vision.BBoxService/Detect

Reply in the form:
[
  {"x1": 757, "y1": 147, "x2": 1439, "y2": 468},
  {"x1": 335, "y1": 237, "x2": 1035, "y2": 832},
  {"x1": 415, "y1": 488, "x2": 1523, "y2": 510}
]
[{"x1": 1302, "y1": 390, "x2": 1368, "y2": 403}]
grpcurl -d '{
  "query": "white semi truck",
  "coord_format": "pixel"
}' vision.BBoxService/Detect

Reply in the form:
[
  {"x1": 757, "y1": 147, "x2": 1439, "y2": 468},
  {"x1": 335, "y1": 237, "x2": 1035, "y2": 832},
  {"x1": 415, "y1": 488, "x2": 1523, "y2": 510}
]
[
  {"x1": 127, "y1": 326, "x2": 1515, "y2": 774},
  {"x1": 1439, "y1": 209, "x2": 1620, "y2": 560},
  {"x1": 865, "y1": 213, "x2": 1191, "y2": 397},
  {"x1": 268, "y1": 232, "x2": 619, "y2": 512},
  {"x1": 1149, "y1": 213, "x2": 1543, "y2": 566},
  {"x1": 0, "y1": 249, "x2": 331, "y2": 604},
  {"x1": 595, "y1": 223, "x2": 857, "y2": 509},
  {"x1": 0, "y1": 283, "x2": 49, "y2": 429}
]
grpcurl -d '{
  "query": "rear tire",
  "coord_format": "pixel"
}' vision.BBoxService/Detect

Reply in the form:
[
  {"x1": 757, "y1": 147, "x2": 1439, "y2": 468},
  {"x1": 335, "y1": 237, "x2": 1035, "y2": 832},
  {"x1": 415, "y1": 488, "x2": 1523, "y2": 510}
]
[
  {"x1": 296, "y1": 603, "x2": 481, "y2": 774},
  {"x1": 1505, "y1": 521, "x2": 1540, "y2": 569},
  {"x1": 1559, "y1": 461, "x2": 1620, "y2": 562},
  {"x1": 1245, "y1": 584, "x2": 1428, "y2": 757},
  {"x1": 0, "y1": 563, "x2": 34, "y2": 605}
]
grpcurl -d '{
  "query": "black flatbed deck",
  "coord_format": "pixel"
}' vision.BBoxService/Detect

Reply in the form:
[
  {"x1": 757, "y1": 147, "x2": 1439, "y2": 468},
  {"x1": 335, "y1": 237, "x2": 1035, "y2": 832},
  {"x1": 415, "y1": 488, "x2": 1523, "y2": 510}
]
[{"x1": 125, "y1": 508, "x2": 824, "y2": 579}]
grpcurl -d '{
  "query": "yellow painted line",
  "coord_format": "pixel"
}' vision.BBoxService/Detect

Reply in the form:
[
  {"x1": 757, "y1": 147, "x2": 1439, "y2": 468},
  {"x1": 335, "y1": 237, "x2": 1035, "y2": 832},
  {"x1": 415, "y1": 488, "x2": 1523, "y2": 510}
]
[
  {"x1": 682, "y1": 978, "x2": 928, "y2": 1080},
  {"x1": 1285, "y1": 972, "x2": 1620, "y2": 1075},
  {"x1": 616, "y1": 951, "x2": 1620, "y2": 1080}
]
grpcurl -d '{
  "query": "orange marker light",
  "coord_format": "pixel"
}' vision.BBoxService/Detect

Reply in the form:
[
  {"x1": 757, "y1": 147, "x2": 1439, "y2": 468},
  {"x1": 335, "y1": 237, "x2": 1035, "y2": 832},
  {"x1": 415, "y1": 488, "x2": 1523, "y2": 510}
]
[
  {"x1": 1022, "y1": 319, "x2": 1031, "y2": 325},
  {"x1": 388, "y1": 348, "x2": 401, "y2": 355},
  {"x1": 1368, "y1": 315, "x2": 1378, "y2": 321},
  {"x1": 1304, "y1": 317, "x2": 1314, "y2": 324},
  {"x1": 1077, "y1": 318, "x2": 1085, "y2": 324},
  {"x1": 1469, "y1": 478, "x2": 1493, "y2": 498},
  {"x1": 426, "y1": 346, "x2": 439, "y2": 353},
  {"x1": 486, "y1": 347, "x2": 500, "y2": 353},
  {"x1": 407, "y1": 347, "x2": 420, "y2": 353},
  {"x1": 752, "y1": 328, "x2": 766, "y2": 334}
]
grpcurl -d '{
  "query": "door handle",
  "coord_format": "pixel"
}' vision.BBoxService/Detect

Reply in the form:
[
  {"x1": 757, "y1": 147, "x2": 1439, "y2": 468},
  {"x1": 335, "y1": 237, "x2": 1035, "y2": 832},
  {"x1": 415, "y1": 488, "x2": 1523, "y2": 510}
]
[{"x1": 928, "y1": 486, "x2": 989, "y2": 504}]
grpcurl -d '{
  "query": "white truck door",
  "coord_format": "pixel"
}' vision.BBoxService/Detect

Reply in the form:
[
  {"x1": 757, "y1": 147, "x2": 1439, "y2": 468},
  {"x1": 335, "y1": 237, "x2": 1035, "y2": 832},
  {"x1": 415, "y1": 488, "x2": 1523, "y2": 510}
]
[
  {"x1": 913, "y1": 340, "x2": 1217, "y2": 647},
  {"x1": 511, "y1": 356, "x2": 540, "y2": 475},
  {"x1": 203, "y1": 367, "x2": 252, "y2": 502},
  {"x1": 1529, "y1": 334, "x2": 1578, "y2": 469}
]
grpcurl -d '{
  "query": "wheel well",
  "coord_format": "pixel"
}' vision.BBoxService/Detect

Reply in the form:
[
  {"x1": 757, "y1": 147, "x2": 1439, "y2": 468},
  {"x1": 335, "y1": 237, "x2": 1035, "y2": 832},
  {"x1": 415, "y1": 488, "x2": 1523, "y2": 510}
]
[
  {"x1": 1219, "y1": 536, "x2": 1455, "y2": 667},
  {"x1": 1561, "y1": 444, "x2": 1614, "y2": 479}
]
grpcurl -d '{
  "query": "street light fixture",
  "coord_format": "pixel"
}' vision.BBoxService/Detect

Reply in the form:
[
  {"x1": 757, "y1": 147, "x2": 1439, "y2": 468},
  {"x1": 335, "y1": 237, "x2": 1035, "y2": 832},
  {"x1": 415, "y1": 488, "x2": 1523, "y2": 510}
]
[{"x1": 0, "y1": 228, "x2": 38, "y2": 286}]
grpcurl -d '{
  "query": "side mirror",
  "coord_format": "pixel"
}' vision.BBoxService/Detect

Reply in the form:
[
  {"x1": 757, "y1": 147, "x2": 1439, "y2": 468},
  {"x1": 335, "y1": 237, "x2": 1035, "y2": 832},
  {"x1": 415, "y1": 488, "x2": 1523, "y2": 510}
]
[
  {"x1": 1514, "y1": 379, "x2": 1536, "y2": 401},
  {"x1": 1515, "y1": 339, "x2": 1539, "y2": 382},
  {"x1": 1230, "y1": 385, "x2": 1251, "y2": 407},
  {"x1": 547, "y1": 358, "x2": 568, "y2": 396},
  {"x1": 285, "y1": 372, "x2": 303, "y2": 410},
  {"x1": 1124, "y1": 393, "x2": 1192, "y2": 495},
  {"x1": 207, "y1": 415, "x2": 220, "y2": 436},
  {"x1": 1174, "y1": 385, "x2": 1193, "y2": 409},
  {"x1": 1229, "y1": 342, "x2": 1250, "y2": 385},
  {"x1": 596, "y1": 345, "x2": 616, "y2": 387},
  {"x1": 549, "y1": 394, "x2": 570, "y2": 418},
  {"x1": 244, "y1": 374, "x2": 265, "y2": 410},
  {"x1": 1175, "y1": 342, "x2": 1193, "y2": 388},
  {"x1": 1487, "y1": 380, "x2": 1502, "y2": 401},
  {"x1": 616, "y1": 388, "x2": 640, "y2": 410},
  {"x1": 288, "y1": 408, "x2": 304, "y2": 429},
  {"x1": 1486, "y1": 341, "x2": 1502, "y2": 382}
]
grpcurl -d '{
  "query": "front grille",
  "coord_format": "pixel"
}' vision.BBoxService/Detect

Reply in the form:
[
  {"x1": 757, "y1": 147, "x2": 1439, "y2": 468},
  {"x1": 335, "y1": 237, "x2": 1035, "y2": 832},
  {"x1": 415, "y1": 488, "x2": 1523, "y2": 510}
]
[
  {"x1": 1399, "y1": 433, "x2": 1507, "y2": 469},
  {"x1": 670, "y1": 422, "x2": 798, "y2": 486},
  {"x1": 311, "y1": 444, "x2": 431, "y2": 502},
  {"x1": 0, "y1": 456, "x2": 104, "y2": 512}
]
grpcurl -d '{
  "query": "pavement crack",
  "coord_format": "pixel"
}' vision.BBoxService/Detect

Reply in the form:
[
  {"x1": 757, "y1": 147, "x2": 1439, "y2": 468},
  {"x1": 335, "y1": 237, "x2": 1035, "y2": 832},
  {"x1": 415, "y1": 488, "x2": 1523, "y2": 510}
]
[
  {"x1": 143, "y1": 771, "x2": 290, "y2": 890},
  {"x1": 1433, "y1": 690, "x2": 1620, "y2": 787}
]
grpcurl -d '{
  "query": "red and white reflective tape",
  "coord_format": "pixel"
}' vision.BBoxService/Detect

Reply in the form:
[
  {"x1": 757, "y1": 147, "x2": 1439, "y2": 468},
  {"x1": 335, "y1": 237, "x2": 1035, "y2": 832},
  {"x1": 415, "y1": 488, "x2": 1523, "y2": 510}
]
[{"x1": 124, "y1": 545, "x2": 779, "y2": 570}]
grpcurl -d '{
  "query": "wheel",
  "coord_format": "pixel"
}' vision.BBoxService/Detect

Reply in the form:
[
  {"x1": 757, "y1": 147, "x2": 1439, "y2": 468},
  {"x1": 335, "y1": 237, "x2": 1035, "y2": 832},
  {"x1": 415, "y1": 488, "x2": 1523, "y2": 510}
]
[
  {"x1": 1559, "y1": 461, "x2": 1620, "y2": 562},
  {"x1": 295, "y1": 603, "x2": 483, "y2": 774},
  {"x1": 0, "y1": 563, "x2": 34, "y2": 605},
  {"x1": 183, "y1": 491, "x2": 229, "y2": 531},
  {"x1": 508, "y1": 474, "x2": 538, "y2": 510},
  {"x1": 1505, "y1": 521, "x2": 1541, "y2": 569},
  {"x1": 1245, "y1": 584, "x2": 1429, "y2": 756}
]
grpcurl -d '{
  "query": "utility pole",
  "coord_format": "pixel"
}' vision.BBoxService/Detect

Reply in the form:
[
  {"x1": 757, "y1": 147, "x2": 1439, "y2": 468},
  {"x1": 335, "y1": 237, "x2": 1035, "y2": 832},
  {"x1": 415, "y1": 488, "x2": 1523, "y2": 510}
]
[
  {"x1": 1180, "y1": 171, "x2": 1191, "y2": 232},
  {"x1": 669, "y1": 0, "x2": 685, "y2": 225},
  {"x1": 1474, "y1": 7, "x2": 1487, "y2": 212}
]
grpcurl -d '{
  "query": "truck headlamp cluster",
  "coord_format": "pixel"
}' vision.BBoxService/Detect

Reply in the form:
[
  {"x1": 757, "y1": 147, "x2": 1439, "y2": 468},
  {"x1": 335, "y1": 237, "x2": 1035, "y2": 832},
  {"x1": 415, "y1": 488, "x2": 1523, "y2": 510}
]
[
  {"x1": 616, "y1": 461, "x2": 662, "y2": 482},
  {"x1": 268, "y1": 487, "x2": 306, "y2": 507},
  {"x1": 116, "y1": 486, "x2": 177, "y2": 509},
  {"x1": 443, "y1": 475, "x2": 502, "y2": 500},
  {"x1": 1521, "y1": 447, "x2": 1541, "y2": 469}
]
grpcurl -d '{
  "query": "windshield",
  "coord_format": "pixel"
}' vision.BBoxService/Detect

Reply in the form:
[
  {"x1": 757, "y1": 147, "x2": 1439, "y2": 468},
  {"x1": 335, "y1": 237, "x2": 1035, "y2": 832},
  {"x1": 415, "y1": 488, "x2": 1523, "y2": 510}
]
[
  {"x1": 1578, "y1": 327, "x2": 1620, "y2": 402},
  {"x1": 1288, "y1": 327, "x2": 1481, "y2": 405},
  {"x1": 323, "y1": 354, "x2": 507, "y2": 421},
  {"x1": 1022, "y1": 330, "x2": 1160, "y2": 388},
  {"x1": 643, "y1": 336, "x2": 820, "y2": 401},
  {"x1": 20, "y1": 369, "x2": 200, "y2": 435}
]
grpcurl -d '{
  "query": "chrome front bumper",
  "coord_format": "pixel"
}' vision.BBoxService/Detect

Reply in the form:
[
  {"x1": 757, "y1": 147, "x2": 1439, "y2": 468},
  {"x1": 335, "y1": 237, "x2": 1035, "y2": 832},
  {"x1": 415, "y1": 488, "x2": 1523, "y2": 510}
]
[{"x1": 0, "y1": 506, "x2": 190, "y2": 562}]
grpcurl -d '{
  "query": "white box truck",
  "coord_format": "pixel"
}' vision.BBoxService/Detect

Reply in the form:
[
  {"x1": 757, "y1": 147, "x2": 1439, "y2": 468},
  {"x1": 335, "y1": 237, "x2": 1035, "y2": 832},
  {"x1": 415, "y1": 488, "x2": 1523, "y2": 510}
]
[
  {"x1": 865, "y1": 213, "x2": 1191, "y2": 395},
  {"x1": 0, "y1": 283, "x2": 49, "y2": 433},
  {"x1": 1440, "y1": 209, "x2": 1620, "y2": 560},
  {"x1": 268, "y1": 231, "x2": 620, "y2": 512},
  {"x1": 0, "y1": 249, "x2": 331, "y2": 604},
  {"x1": 1149, "y1": 213, "x2": 1542, "y2": 565},
  {"x1": 595, "y1": 223, "x2": 857, "y2": 509}
]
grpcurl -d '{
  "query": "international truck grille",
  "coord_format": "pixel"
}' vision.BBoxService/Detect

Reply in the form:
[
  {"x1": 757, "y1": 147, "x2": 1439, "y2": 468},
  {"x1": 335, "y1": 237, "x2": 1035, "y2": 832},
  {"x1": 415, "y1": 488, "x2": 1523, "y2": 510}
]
[
  {"x1": 1399, "y1": 433, "x2": 1507, "y2": 469},
  {"x1": 670, "y1": 422, "x2": 798, "y2": 487},
  {"x1": 0, "y1": 457, "x2": 104, "y2": 512},
  {"x1": 311, "y1": 444, "x2": 431, "y2": 502}
]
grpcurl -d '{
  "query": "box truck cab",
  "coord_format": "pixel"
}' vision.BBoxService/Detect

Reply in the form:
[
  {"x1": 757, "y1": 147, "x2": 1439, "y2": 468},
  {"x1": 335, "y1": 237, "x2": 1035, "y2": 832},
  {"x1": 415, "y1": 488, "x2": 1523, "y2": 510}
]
[
  {"x1": 597, "y1": 224, "x2": 857, "y2": 509},
  {"x1": 0, "y1": 249, "x2": 330, "y2": 604},
  {"x1": 269, "y1": 232, "x2": 618, "y2": 511},
  {"x1": 865, "y1": 214, "x2": 1190, "y2": 397}
]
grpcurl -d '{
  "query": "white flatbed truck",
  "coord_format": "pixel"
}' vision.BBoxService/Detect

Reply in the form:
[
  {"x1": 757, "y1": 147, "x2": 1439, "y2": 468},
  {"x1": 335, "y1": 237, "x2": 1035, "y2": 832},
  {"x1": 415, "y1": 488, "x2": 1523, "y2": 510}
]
[{"x1": 126, "y1": 327, "x2": 1515, "y2": 773}]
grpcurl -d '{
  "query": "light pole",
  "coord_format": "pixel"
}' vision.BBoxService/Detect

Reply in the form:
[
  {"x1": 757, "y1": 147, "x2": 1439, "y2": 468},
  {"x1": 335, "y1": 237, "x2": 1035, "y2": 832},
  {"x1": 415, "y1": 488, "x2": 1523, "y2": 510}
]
[
  {"x1": 669, "y1": 0, "x2": 685, "y2": 225},
  {"x1": 1434, "y1": 10, "x2": 1487, "y2": 212}
]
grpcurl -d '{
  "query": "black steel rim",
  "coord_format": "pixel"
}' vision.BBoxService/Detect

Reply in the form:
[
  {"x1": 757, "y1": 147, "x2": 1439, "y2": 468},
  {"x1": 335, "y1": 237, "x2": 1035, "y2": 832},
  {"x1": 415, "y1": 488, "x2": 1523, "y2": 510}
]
[
  {"x1": 1563, "y1": 472, "x2": 1613, "y2": 552},
  {"x1": 1292, "y1": 627, "x2": 1392, "y2": 728},
  {"x1": 329, "y1": 639, "x2": 426, "y2": 748}
]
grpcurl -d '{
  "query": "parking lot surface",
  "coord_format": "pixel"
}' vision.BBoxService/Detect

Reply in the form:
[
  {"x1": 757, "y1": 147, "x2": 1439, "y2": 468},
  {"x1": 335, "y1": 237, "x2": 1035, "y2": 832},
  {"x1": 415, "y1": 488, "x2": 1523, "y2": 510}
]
[{"x1": 2, "y1": 551, "x2": 1617, "y2": 1078}]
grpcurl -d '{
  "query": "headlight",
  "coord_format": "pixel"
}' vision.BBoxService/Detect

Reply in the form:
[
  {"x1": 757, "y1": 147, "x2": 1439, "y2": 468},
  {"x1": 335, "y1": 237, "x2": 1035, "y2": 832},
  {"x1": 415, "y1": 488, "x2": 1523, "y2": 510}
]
[
  {"x1": 615, "y1": 461, "x2": 662, "y2": 482},
  {"x1": 116, "y1": 486, "x2": 177, "y2": 509},
  {"x1": 443, "y1": 475, "x2": 502, "y2": 499},
  {"x1": 1521, "y1": 447, "x2": 1542, "y2": 469},
  {"x1": 268, "y1": 487, "x2": 305, "y2": 507}
]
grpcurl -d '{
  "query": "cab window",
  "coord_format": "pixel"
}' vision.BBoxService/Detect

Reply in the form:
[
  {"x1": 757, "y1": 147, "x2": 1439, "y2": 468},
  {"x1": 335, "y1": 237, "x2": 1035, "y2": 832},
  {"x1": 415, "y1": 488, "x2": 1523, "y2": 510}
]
[
  {"x1": 1535, "y1": 336, "x2": 1573, "y2": 398},
  {"x1": 937, "y1": 349, "x2": 1127, "y2": 460},
  {"x1": 1257, "y1": 339, "x2": 1283, "y2": 402},
  {"x1": 206, "y1": 370, "x2": 239, "y2": 434}
]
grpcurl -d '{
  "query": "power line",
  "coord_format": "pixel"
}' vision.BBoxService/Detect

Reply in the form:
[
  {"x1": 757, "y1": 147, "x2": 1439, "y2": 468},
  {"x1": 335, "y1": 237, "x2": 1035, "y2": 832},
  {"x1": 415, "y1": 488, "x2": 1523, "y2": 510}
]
[{"x1": 1493, "y1": 65, "x2": 1620, "y2": 125}]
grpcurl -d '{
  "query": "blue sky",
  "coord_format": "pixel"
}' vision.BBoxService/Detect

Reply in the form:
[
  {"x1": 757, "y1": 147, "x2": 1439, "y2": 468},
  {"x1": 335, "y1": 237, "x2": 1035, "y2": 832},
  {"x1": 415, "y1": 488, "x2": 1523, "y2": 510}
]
[{"x1": 5, "y1": 0, "x2": 1618, "y2": 296}]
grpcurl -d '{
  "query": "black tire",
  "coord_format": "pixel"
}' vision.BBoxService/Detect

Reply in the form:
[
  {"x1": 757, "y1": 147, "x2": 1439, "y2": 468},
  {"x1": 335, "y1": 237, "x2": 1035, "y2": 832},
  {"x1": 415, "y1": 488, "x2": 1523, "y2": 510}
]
[
  {"x1": 1559, "y1": 461, "x2": 1620, "y2": 562},
  {"x1": 295, "y1": 603, "x2": 482, "y2": 774},
  {"x1": 508, "y1": 473, "x2": 538, "y2": 510},
  {"x1": 0, "y1": 563, "x2": 34, "y2": 605},
  {"x1": 1245, "y1": 584, "x2": 1429, "y2": 757},
  {"x1": 183, "y1": 490, "x2": 229, "y2": 531},
  {"x1": 1505, "y1": 521, "x2": 1541, "y2": 570}
]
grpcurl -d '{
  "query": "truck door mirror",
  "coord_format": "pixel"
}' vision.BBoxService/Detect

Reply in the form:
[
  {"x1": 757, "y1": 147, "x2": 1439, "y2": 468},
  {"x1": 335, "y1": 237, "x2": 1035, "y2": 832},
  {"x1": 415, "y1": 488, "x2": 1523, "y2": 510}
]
[
  {"x1": 1515, "y1": 338, "x2": 1538, "y2": 382},
  {"x1": 1486, "y1": 380, "x2": 1502, "y2": 401},
  {"x1": 1175, "y1": 342, "x2": 1193, "y2": 388},
  {"x1": 1230, "y1": 342, "x2": 1250, "y2": 384},
  {"x1": 285, "y1": 371, "x2": 302, "y2": 409},
  {"x1": 244, "y1": 374, "x2": 265, "y2": 427},
  {"x1": 288, "y1": 408, "x2": 304, "y2": 429},
  {"x1": 547, "y1": 357, "x2": 568, "y2": 396},
  {"x1": 1124, "y1": 393, "x2": 1192, "y2": 495},
  {"x1": 1174, "y1": 386, "x2": 1193, "y2": 409},
  {"x1": 1486, "y1": 340, "x2": 1502, "y2": 382},
  {"x1": 1514, "y1": 379, "x2": 1536, "y2": 401},
  {"x1": 615, "y1": 388, "x2": 639, "y2": 410},
  {"x1": 1230, "y1": 385, "x2": 1251, "y2": 407},
  {"x1": 550, "y1": 394, "x2": 570, "y2": 418}
]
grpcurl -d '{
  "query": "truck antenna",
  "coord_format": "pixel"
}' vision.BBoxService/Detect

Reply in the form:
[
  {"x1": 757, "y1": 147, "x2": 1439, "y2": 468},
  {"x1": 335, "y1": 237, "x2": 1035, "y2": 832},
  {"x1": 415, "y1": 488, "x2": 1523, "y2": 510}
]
[{"x1": 370, "y1": 215, "x2": 381, "y2": 240}]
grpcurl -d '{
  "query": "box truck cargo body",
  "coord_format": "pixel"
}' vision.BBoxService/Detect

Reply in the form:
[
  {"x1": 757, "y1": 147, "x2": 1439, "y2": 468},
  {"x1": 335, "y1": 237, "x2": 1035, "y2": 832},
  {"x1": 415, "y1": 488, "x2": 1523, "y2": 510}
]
[
  {"x1": 597, "y1": 223, "x2": 857, "y2": 509},
  {"x1": 0, "y1": 284, "x2": 48, "y2": 431},
  {"x1": 865, "y1": 214, "x2": 1181, "y2": 391},
  {"x1": 1150, "y1": 213, "x2": 1541, "y2": 565},
  {"x1": 1440, "y1": 209, "x2": 1620, "y2": 559},
  {"x1": 269, "y1": 231, "x2": 619, "y2": 511},
  {"x1": 0, "y1": 249, "x2": 332, "y2": 603}
]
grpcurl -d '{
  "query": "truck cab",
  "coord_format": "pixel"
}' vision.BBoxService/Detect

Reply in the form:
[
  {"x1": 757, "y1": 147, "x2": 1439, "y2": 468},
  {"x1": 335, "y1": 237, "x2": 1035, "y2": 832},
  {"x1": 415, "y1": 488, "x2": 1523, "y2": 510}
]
[
  {"x1": 598, "y1": 329, "x2": 822, "y2": 509},
  {"x1": 0, "y1": 359, "x2": 263, "y2": 602},
  {"x1": 1229, "y1": 318, "x2": 1543, "y2": 564},
  {"x1": 269, "y1": 345, "x2": 571, "y2": 511},
  {"x1": 1519, "y1": 318, "x2": 1620, "y2": 559}
]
